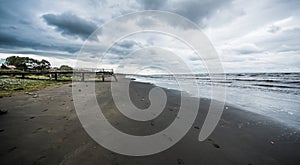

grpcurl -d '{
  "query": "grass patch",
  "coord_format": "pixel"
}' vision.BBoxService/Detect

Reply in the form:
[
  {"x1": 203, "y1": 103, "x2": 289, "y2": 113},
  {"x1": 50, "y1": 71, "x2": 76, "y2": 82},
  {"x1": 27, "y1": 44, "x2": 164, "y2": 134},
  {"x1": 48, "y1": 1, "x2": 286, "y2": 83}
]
[
  {"x1": 57, "y1": 74, "x2": 72, "y2": 81},
  {"x1": 0, "y1": 78, "x2": 68, "y2": 97},
  {"x1": 20, "y1": 74, "x2": 72, "y2": 81},
  {"x1": 27, "y1": 75, "x2": 50, "y2": 80}
]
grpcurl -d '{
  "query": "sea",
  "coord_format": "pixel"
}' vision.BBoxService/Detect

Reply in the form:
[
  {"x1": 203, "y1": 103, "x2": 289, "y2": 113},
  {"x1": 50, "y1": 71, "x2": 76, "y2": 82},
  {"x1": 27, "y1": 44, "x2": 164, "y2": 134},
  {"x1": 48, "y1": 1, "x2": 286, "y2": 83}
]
[{"x1": 126, "y1": 72, "x2": 300, "y2": 130}]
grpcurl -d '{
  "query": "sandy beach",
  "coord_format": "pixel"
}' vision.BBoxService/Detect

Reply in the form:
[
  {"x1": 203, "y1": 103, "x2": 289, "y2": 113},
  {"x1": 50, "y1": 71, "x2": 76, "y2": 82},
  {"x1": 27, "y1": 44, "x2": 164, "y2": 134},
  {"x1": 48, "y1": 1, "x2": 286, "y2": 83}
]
[{"x1": 0, "y1": 80, "x2": 299, "y2": 165}]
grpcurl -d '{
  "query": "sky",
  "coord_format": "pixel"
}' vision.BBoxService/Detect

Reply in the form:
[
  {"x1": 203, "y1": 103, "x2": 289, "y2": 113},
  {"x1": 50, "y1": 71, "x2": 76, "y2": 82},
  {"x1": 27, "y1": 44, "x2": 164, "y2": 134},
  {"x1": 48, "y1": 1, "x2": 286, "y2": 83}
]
[{"x1": 0, "y1": 0, "x2": 299, "y2": 73}]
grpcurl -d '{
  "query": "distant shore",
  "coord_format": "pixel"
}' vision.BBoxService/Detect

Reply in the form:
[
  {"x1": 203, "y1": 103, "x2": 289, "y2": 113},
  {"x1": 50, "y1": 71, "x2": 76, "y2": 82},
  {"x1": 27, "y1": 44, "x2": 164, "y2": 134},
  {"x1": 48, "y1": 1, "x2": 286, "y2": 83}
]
[{"x1": 0, "y1": 79, "x2": 299, "y2": 164}]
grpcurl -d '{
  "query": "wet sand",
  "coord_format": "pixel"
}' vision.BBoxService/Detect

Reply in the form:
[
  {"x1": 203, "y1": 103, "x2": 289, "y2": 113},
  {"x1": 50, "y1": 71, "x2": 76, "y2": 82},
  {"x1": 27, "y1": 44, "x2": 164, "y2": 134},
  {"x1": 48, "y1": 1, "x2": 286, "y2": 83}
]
[{"x1": 0, "y1": 80, "x2": 299, "y2": 165}]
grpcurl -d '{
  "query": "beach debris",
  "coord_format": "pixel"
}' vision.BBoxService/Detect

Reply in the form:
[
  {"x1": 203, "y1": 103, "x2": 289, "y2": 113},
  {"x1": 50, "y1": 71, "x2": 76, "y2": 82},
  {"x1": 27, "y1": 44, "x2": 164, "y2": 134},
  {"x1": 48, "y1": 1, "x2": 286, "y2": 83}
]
[
  {"x1": 238, "y1": 123, "x2": 243, "y2": 129},
  {"x1": 13, "y1": 87, "x2": 24, "y2": 91},
  {"x1": 225, "y1": 106, "x2": 229, "y2": 110},
  {"x1": 26, "y1": 92, "x2": 38, "y2": 98},
  {"x1": 0, "y1": 129, "x2": 4, "y2": 132},
  {"x1": 0, "y1": 109, "x2": 8, "y2": 115},
  {"x1": 194, "y1": 126, "x2": 200, "y2": 129},
  {"x1": 270, "y1": 141, "x2": 275, "y2": 145},
  {"x1": 130, "y1": 78, "x2": 136, "y2": 81},
  {"x1": 2, "y1": 87, "x2": 9, "y2": 91},
  {"x1": 141, "y1": 98, "x2": 145, "y2": 101}
]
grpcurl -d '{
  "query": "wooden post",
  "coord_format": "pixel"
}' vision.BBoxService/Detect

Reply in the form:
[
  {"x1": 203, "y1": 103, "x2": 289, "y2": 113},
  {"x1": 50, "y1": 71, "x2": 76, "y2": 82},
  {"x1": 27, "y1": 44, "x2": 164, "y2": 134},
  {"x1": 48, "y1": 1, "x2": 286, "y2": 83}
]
[
  {"x1": 81, "y1": 73, "x2": 85, "y2": 81},
  {"x1": 21, "y1": 73, "x2": 25, "y2": 79},
  {"x1": 113, "y1": 75, "x2": 118, "y2": 82},
  {"x1": 102, "y1": 75, "x2": 105, "y2": 82},
  {"x1": 55, "y1": 73, "x2": 57, "y2": 81}
]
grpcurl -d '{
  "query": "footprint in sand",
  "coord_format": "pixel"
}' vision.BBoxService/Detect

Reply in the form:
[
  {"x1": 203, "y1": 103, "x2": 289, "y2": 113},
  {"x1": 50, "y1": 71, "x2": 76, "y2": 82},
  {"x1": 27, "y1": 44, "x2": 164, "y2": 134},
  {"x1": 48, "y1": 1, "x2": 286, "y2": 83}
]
[
  {"x1": 8, "y1": 146, "x2": 17, "y2": 153},
  {"x1": 194, "y1": 126, "x2": 200, "y2": 130},
  {"x1": 25, "y1": 116, "x2": 35, "y2": 121},
  {"x1": 177, "y1": 158, "x2": 184, "y2": 164},
  {"x1": 32, "y1": 127, "x2": 43, "y2": 133},
  {"x1": 207, "y1": 138, "x2": 221, "y2": 149},
  {"x1": 113, "y1": 121, "x2": 119, "y2": 126},
  {"x1": 37, "y1": 155, "x2": 47, "y2": 161}
]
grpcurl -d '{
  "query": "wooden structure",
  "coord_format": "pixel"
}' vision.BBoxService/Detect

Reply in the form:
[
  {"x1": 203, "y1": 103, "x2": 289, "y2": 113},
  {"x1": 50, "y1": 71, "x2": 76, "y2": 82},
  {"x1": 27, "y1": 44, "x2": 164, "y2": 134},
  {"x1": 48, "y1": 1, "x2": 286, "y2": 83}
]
[{"x1": 0, "y1": 69, "x2": 117, "y2": 82}]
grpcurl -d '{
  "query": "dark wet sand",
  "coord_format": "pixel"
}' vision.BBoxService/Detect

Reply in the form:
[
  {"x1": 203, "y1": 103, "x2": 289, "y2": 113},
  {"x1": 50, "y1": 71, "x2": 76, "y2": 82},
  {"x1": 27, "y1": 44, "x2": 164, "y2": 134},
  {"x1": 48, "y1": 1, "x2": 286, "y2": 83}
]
[{"x1": 0, "y1": 80, "x2": 299, "y2": 165}]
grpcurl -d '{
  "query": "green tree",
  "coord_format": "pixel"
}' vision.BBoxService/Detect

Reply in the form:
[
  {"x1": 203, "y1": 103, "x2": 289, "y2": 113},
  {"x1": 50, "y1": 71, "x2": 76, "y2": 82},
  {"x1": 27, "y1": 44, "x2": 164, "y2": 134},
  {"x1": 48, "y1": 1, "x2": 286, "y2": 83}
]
[
  {"x1": 5, "y1": 56, "x2": 51, "y2": 71},
  {"x1": 5, "y1": 56, "x2": 28, "y2": 70},
  {"x1": 59, "y1": 65, "x2": 73, "y2": 70},
  {"x1": 40, "y1": 59, "x2": 51, "y2": 70}
]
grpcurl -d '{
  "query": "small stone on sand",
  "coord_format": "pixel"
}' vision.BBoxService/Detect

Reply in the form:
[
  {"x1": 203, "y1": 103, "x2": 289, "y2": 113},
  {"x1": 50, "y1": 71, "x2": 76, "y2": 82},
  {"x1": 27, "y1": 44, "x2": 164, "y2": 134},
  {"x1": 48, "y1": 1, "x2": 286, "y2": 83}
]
[{"x1": 0, "y1": 109, "x2": 8, "y2": 115}]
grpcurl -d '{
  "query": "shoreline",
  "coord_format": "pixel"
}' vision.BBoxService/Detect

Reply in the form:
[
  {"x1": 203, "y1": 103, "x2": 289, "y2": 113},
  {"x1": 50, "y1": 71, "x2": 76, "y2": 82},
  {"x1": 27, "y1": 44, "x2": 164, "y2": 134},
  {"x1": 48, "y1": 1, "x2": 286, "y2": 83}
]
[
  {"x1": 128, "y1": 73, "x2": 300, "y2": 131},
  {"x1": 0, "y1": 80, "x2": 299, "y2": 164}
]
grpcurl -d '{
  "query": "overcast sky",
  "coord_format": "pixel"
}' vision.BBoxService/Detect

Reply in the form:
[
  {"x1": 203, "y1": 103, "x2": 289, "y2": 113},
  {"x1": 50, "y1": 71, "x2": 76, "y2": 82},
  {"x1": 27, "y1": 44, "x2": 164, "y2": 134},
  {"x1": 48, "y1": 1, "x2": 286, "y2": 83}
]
[{"x1": 0, "y1": 0, "x2": 299, "y2": 73}]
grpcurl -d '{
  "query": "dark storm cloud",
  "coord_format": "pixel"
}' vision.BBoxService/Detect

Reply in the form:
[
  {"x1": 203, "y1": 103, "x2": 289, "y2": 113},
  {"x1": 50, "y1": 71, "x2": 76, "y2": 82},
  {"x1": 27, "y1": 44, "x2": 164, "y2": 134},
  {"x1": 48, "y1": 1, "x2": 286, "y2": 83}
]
[
  {"x1": 42, "y1": 13, "x2": 98, "y2": 40},
  {"x1": 108, "y1": 46, "x2": 131, "y2": 57},
  {"x1": 0, "y1": 31, "x2": 80, "y2": 54},
  {"x1": 232, "y1": 44, "x2": 262, "y2": 55},
  {"x1": 136, "y1": 0, "x2": 233, "y2": 27},
  {"x1": 0, "y1": 1, "x2": 82, "y2": 56},
  {"x1": 236, "y1": 49, "x2": 262, "y2": 55},
  {"x1": 0, "y1": 31, "x2": 45, "y2": 51},
  {"x1": 137, "y1": 0, "x2": 167, "y2": 10},
  {"x1": 0, "y1": 0, "x2": 299, "y2": 71},
  {"x1": 174, "y1": 0, "x2": 233, "y2": 25},
  {"x1": 116, "y1": 40, "x2": 139, "y2": 49},
  {"x1": 0, "y1": 32, "x2": 19, "y2": 46}
]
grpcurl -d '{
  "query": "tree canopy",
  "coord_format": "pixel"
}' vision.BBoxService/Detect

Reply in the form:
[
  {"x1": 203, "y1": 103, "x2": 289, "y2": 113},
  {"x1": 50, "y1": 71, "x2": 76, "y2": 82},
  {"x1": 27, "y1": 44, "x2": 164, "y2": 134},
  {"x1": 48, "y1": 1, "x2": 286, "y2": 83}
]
[
  {"x1": 59, "y1": 65, "x2": 73, "y2": 70},
  {"x1": 5, "y1": 56, "x2": 51, "y2": 71}
]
